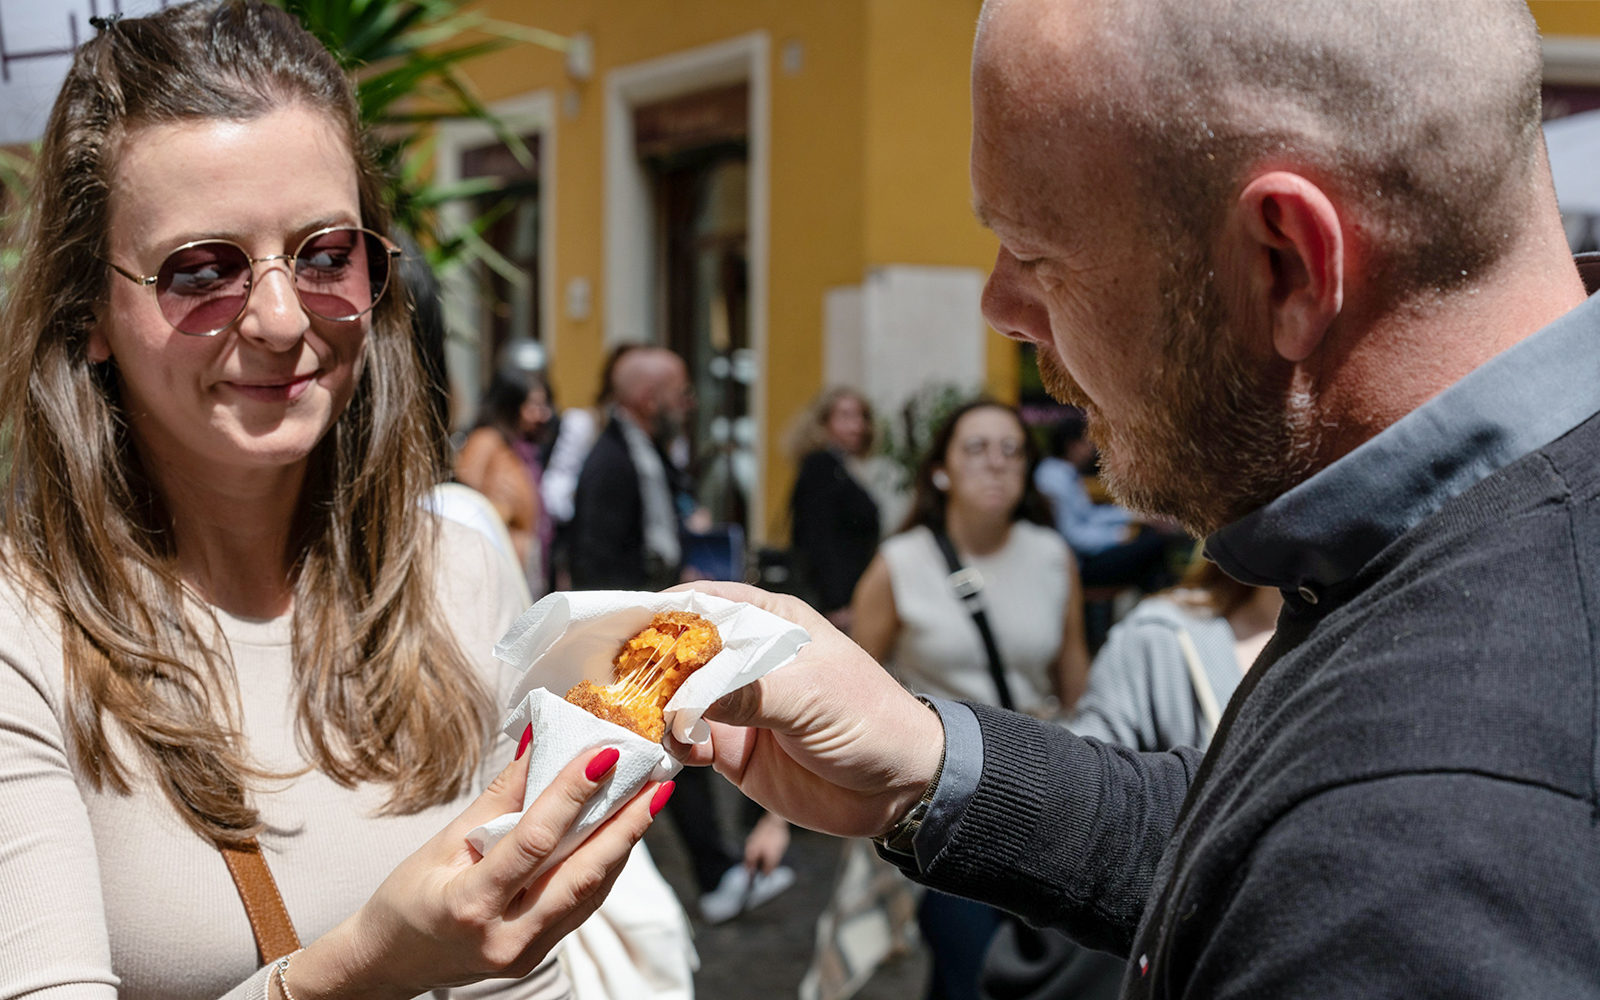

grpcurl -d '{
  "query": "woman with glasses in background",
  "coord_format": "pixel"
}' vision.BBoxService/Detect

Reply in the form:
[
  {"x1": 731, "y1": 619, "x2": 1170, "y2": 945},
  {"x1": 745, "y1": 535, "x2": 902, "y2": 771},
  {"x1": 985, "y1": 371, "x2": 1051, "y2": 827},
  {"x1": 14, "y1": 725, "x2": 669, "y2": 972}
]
[
  {"x1": 0, "y1": 5, "x2": 664, "y2": 999},
  {"x1": 849, "y1": 399, "x2": 1090, "y2": 1000}
]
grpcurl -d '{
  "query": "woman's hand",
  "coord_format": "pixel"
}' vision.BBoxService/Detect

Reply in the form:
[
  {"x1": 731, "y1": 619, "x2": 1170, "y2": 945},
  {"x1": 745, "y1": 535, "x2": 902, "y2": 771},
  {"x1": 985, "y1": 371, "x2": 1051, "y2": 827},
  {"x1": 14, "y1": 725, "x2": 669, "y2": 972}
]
[
  {"x1": 282, "y1": 748, "x2": 665, "y2": 1000},
  {"x1": 665, "y1": 581, "x2": 944, "y2": 840}
]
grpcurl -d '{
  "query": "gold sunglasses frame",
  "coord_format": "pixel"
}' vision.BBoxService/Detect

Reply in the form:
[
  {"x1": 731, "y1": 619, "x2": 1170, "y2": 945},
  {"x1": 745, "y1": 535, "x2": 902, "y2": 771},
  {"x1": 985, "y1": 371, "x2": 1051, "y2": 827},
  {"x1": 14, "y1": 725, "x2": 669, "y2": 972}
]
[{"x1": 106, "y1": 225, "x2": 403, "y2": 337}]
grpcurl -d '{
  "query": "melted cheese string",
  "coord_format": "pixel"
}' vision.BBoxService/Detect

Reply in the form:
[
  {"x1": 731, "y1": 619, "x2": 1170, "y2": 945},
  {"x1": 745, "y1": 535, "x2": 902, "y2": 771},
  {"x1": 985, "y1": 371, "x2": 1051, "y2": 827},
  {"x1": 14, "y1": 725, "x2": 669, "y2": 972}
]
[{"x1": 607, "y1": 627, "x2": 687, "y2": 709}]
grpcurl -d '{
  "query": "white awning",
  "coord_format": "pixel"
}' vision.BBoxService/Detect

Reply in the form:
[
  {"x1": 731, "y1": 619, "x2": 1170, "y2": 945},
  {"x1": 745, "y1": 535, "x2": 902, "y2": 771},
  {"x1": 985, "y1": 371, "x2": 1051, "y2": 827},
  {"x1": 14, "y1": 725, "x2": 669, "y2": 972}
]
[{"x1": 0, "y1": 0, "x2": 167, "y2": 146}]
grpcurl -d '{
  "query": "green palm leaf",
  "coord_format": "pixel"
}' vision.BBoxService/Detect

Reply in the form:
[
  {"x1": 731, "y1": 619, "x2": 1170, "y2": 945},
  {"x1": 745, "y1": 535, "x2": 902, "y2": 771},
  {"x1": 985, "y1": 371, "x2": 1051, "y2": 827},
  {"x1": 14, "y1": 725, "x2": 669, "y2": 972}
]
[{"x1": 269, "y1": 0, "x2": 565, "y2": 272}]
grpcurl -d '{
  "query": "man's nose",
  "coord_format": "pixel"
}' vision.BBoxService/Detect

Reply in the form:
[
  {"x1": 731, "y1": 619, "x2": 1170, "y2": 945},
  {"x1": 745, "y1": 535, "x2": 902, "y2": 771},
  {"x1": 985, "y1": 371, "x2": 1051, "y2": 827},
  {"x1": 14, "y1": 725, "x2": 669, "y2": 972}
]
[
  {"x1": 236, "y1": 262, "x2": 309, "y2": 350},
  {"x1": 981, "y1": 247, "x2": 1052, "y2": 347}
]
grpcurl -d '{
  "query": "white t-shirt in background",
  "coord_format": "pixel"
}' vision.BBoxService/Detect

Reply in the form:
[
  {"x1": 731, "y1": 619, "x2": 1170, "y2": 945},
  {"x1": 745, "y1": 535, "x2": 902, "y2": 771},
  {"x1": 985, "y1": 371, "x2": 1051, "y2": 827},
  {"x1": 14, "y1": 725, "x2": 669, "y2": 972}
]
[{"x1": 879, "y1": 521, "x2": 1070, "y2": 714}]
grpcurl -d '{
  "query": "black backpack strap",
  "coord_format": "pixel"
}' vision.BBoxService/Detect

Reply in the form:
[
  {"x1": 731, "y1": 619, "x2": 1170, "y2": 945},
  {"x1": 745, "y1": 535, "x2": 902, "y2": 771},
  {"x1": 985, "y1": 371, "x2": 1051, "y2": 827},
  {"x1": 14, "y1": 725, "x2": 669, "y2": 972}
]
[{"x1": 929, "y1": 527, "x2": 1016, "y2": 711}]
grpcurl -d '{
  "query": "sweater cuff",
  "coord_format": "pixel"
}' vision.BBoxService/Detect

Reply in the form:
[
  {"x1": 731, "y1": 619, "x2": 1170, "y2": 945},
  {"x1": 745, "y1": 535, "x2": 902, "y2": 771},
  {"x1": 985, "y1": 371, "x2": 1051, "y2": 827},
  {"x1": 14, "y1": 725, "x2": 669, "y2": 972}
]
[
  {"x1": 911, "y1": 697, "x2": 984, "y2": 872},
  {"x1": 916, "y1": 702, "x2": 1101, "y2": 904}
]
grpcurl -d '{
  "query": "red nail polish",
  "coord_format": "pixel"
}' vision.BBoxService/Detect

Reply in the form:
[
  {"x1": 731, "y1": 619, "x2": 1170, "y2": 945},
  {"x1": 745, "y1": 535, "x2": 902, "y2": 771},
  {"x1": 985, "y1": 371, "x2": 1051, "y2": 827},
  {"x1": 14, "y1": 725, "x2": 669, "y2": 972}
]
[
  {"x1": 585, "y1": 747, "x2": 621, "y2": 781},
  {"x1": 515, "y1": 724, "x2": 533, "y2": 761},
  {"x1": 650, "y1": 780, "x2": 676, "y2": 818}
]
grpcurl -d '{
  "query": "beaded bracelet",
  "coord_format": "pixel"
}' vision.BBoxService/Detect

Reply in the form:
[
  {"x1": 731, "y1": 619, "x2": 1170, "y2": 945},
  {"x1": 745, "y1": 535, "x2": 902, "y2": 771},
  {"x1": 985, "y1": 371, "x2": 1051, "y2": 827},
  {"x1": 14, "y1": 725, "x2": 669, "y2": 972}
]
[{"x1": 272, "y1": 949, "x2": 305, "y2": 1000}]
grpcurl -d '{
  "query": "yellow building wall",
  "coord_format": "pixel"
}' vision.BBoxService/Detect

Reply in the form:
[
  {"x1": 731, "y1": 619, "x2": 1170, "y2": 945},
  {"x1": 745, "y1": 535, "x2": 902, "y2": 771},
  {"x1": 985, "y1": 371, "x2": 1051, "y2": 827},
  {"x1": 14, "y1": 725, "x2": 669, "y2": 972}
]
[
  {"x1": 462, "y1": 0, "x2": 1006, "y2": 542},
  {"x1": 863, "y1": 0, "x2": 1016, "y2": 408},
  {"x1": 1528, "y1": 1, "x2": 1600, "y2": 37},
  {"x1": 452, "y1": 0, "x2": 1600, "y2": 544}
]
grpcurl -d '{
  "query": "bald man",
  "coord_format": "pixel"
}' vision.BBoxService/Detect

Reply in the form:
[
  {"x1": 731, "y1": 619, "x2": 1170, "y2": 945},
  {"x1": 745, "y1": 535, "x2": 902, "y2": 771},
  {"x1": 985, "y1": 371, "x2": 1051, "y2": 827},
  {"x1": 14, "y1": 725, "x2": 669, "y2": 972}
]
[
  {"x1": 671, "y1": 1, "x2": 1600, "y2": 996},
  {"x1": 570, "y1": 347, "x2": 692, "y2": 591}
]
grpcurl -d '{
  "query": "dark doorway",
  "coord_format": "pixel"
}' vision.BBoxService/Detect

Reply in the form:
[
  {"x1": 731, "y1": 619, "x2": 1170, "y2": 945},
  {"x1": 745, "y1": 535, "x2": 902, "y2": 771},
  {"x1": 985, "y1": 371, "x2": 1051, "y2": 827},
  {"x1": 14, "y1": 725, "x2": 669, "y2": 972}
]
[
  {"x1": 460, "y1": 133, "x2": 542, "y2": 390},
  {"x1": 637, "y1": 85, "x2": 753, "y2": 531}
]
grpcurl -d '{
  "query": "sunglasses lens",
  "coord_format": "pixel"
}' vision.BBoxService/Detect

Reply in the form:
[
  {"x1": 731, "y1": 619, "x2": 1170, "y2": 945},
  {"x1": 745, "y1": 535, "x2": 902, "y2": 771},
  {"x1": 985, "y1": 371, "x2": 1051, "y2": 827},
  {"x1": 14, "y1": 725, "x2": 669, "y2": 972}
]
[
  {"x1": 293, "y1": 228, "x2": 390, "y2": 322},
  {"x1": 155, "y1": 242, "x2": 251, "y2": 335}
]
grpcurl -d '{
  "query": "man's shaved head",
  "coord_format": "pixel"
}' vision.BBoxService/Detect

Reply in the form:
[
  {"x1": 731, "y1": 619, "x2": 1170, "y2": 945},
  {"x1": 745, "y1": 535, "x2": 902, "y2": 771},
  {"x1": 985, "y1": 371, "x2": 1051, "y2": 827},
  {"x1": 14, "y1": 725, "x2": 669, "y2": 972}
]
[
  {"x1": 612, "y1": 348, "x2": 681, "y2": 406},
  {"x1": 972, "y1": 0, "x2": 1553, "y2": 534},
  {"x1": 612, "y1": 347, "x2": 690, "y2": 435},
  {"x1": 977, "y1": 0, "x2": 1543, "y2": 303}
]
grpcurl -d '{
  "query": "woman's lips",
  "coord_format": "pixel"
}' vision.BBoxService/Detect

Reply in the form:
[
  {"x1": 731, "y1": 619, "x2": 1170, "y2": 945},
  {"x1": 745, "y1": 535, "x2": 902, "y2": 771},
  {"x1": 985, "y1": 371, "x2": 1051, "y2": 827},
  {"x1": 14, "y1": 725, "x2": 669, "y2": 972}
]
[{"x1": 221, "y1": 372, "x2": 319, "y2": 403}]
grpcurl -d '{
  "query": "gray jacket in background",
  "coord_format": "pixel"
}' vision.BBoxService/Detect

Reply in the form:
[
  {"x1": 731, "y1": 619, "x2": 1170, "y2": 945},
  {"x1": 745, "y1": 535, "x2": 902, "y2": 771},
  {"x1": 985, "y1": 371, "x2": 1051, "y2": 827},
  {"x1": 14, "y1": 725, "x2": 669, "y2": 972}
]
[{"x1": 1068, "y1": 596, "x2": 1242, "y2": 752}]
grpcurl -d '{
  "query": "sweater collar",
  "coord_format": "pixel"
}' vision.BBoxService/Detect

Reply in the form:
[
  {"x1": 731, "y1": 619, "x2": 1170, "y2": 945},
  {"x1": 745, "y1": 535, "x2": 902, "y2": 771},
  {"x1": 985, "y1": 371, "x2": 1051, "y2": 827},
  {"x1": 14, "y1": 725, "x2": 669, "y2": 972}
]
[{"x1": 1207, "y1": 266, "x2": 1600, "y2": 600}]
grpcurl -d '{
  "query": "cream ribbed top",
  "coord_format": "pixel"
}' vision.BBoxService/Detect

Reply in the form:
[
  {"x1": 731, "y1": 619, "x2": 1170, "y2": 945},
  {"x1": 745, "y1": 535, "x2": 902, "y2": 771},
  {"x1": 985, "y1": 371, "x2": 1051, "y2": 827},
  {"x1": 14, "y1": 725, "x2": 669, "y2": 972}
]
[
  {"x1": 879, "y1": 522, "x2": 1071, "y2": 713},
  {"x1": 0, "y1": 519, "x2": 566, "y2": 1000}
]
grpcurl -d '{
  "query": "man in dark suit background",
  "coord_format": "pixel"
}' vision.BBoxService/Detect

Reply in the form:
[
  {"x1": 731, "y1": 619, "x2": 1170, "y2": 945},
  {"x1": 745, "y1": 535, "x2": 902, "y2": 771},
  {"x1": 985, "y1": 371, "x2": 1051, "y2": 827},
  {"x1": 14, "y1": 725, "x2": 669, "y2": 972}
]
[
  {"x1": 570, "y1": 346, "x2": 798, "y2": 920},
  {"x1": 570, "y1": 347, "x2": 692, "y2": 591}
]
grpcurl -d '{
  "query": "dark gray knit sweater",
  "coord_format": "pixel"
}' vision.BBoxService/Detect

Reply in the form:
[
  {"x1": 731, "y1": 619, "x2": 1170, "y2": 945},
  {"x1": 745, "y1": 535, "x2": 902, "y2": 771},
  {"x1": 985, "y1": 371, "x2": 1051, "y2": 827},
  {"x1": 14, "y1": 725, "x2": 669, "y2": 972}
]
[{"x1": 914, "y1": 282, "x2": 1600, "y2": 998}]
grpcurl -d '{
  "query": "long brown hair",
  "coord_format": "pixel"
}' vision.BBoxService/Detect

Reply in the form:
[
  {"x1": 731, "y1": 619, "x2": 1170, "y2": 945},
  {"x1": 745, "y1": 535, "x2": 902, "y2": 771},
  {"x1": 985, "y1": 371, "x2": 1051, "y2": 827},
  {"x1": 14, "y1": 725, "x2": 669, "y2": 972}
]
[
  {"x1": 0, "y1": 1, "x2": 491, "y2": 847},
  {"x1": 899, "y1": 399, "x2": 1052, "y2": 535},
  {"x1": 1168, "y1": 558, "x2": 1257, "y2": 620},
  {"x1": 784, "y1": 385, "x2": 876, "y2": 461}
]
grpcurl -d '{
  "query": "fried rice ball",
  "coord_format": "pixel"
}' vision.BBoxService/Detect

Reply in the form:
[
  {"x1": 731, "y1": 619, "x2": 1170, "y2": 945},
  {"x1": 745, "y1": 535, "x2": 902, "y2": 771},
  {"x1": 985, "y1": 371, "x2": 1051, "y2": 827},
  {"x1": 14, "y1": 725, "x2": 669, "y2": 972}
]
[{"x1": 564, "y1": 611, "x2": 723, "y2": 741}]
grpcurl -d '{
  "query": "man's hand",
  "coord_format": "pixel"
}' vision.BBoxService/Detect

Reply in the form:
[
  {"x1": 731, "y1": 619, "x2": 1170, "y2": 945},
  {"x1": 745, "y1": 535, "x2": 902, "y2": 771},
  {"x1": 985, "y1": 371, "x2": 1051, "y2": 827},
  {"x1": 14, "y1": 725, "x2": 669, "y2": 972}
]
[{"x1": 665, "y1": 582, "x2": 945, "y2": 839}]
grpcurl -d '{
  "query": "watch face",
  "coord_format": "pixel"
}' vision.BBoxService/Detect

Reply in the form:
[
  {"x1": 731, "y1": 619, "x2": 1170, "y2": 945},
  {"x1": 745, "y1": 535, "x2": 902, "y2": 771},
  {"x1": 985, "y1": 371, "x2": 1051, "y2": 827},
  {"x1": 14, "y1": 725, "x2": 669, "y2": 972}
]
[{"x1": 876, "y1": 799, "x2": 928, "y2": 855}]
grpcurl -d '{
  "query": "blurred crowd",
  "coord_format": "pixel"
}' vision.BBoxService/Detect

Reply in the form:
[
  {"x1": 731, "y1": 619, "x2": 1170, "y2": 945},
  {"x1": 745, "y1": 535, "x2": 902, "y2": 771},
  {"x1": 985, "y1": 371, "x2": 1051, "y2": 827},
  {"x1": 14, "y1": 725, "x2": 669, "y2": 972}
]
[
  {"x1": 449, "y1": 344, "x2": 1281, "y2": 1000},
  {"x1": 12, "y1": 4, "x2": 1586, "y2": 1000},
  {"x1": 444, "y1": 343, "x2": 796, "y2": 935}
]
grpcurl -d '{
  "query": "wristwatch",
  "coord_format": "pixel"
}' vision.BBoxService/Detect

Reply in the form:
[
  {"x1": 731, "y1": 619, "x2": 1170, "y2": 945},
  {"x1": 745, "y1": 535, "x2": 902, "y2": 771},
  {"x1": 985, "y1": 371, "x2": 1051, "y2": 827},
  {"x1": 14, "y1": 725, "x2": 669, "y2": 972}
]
[{"x1": 872, "y1": 699, "x2": 946, "y2": 864}]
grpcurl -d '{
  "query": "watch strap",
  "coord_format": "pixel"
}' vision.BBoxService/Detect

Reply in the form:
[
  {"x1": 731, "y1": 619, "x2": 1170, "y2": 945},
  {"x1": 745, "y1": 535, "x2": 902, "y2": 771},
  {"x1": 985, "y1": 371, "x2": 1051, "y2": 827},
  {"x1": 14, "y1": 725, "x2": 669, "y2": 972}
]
[{"x1": 871, "y1": 698, "x2": 946, "y2": 866}]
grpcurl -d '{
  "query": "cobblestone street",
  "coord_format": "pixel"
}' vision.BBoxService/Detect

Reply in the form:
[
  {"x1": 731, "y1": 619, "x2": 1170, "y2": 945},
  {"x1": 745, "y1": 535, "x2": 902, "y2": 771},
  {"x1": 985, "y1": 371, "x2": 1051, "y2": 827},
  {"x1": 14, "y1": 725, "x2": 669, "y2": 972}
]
[{"x1": 643, "y1": 770, "x2": 928, "y2": 1000}]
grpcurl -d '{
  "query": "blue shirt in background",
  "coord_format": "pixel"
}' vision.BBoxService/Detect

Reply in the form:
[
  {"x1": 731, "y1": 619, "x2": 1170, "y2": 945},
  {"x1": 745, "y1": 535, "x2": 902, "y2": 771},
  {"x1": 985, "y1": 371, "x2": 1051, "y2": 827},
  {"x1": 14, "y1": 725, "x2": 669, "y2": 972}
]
[{"x1": 1033, "y1": 456, "x2": 1132, "y2": 556}]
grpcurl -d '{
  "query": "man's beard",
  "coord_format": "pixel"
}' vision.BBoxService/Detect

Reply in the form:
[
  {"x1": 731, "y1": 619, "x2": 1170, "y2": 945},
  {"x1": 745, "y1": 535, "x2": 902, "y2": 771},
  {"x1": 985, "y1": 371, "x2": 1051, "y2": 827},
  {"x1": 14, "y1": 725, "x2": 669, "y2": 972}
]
[
  {"x1": 655, "y1": 408, "x2": 686, "y2": 445},
  {"x1": 1036, "y1": 249, "x2": 1324, "y2": 537}
]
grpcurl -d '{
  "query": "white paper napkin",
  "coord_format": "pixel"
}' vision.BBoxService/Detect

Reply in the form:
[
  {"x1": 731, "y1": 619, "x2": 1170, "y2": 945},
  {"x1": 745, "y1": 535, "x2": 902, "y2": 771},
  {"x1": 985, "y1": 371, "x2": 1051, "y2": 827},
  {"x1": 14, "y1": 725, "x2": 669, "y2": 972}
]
[{"x1": 467, "y1": 589, "x2": 810, "y2": 863}]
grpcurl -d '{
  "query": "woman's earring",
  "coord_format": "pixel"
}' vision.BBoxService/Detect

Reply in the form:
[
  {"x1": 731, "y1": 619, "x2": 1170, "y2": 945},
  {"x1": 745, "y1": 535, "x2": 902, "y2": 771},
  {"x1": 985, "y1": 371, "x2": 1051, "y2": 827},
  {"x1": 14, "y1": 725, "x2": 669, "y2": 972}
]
[{"x1": 931, "y1": 469, "x2": 951, "y2": 491}]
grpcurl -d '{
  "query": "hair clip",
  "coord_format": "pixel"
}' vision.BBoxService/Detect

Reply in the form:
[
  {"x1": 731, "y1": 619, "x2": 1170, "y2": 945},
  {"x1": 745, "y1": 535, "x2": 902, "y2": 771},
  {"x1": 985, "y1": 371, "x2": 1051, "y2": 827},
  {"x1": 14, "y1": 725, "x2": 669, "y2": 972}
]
[{"x1": 89, "y1": 13, "x2": 123, "y2": 31}]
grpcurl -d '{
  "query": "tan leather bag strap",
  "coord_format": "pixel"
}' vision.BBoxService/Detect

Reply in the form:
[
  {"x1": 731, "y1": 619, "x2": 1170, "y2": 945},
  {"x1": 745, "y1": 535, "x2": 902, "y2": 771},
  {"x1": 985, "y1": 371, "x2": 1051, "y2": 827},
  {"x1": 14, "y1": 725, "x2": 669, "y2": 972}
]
[
  {"x1": 1174, "y1": 627, "x2": 1223, "y2": 739},
  {"x1": 218, "y1": 837, "x2": 302, "y2": 965}
]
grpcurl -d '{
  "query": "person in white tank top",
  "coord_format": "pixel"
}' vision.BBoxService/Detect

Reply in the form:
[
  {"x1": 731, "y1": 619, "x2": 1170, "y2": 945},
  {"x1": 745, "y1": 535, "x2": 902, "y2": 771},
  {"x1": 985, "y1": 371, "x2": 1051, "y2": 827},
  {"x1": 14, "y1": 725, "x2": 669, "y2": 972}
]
[
  {"x1": 853, "y1": 402, "x2": 1091, "y2": 716},
  {"x1": 849, "y1": 401, "x2": 1090, "y2": 1000}
]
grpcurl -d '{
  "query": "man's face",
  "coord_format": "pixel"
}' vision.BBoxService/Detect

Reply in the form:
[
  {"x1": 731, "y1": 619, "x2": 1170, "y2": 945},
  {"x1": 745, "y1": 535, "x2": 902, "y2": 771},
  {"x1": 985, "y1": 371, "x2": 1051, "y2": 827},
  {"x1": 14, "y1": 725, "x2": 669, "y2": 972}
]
[
  {"x1": 971, "y1": 9, "x2": 1321, "y2": 534},
  {"x1": 652, "y1": 359, "x2": 693, "y2": 438}
]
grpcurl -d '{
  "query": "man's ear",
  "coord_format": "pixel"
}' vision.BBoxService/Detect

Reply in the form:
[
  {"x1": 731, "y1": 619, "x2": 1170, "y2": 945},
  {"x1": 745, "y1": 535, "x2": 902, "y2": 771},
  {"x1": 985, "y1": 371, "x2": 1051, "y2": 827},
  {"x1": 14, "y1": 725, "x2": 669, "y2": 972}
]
[{"x1": 1234, "y1": 171, "x2": 1344, "y2": 363}]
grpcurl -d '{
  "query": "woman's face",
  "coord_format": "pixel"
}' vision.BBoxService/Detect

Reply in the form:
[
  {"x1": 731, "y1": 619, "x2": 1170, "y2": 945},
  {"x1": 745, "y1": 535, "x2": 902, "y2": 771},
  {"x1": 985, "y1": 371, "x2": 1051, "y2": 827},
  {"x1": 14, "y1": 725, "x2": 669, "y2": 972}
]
[
  {"x1": 519, "y1": 384, "x2": 552, "y2": 438},
  {"x1": 825, "y1": 394, "x2": 870, "y2": 456},
  {"x1": 940, "y1": 407, "x2": 1028, "y2": 520},
  {"x1": 93, "y1": 106, "x2": 367, "y2": 481}
]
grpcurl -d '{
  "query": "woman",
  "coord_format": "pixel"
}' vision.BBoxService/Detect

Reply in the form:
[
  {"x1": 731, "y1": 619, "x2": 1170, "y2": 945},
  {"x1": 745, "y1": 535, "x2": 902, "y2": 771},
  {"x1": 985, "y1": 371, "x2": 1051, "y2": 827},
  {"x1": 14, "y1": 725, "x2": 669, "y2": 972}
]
[
  {"x1": 0, "y1": 6, "x2": 664, "y2": 999},
  {"x1": 850, "y1": 400, "x2": 1090, "y2": 1000},
  {"x1": 787, "y1": 387, "x2": 881, "y2": 631},
  {"x1": 457, "y1": 366, "x2": 555, "y2": 594},
  {"x1": 980, "y1": 560, "x2": 1282, "y2": 1000},
  {"x1": 1071, "y1": 558, "x2": 1281, "y2": 750}
]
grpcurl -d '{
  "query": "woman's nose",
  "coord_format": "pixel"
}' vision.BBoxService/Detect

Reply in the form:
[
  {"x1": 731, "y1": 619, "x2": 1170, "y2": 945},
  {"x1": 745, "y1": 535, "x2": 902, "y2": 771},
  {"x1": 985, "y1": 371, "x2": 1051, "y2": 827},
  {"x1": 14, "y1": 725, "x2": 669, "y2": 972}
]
[{"x1": 236, "y1": 263, "x2": 309, "y2": 349}]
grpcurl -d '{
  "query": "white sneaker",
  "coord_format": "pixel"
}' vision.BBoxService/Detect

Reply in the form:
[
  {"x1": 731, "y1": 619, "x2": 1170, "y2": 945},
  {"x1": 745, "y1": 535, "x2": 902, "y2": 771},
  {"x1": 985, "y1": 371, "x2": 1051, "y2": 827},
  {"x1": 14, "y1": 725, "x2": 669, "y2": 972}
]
[
  {"x1": 697, "y1": 864, "x2": 798, "y2": 924},
  {"x1": 744, "y1": 864, "x2": 796, "y2": 913},
  {"x1": 699, "y1": 865, "x2": 751, "y2": 924}
]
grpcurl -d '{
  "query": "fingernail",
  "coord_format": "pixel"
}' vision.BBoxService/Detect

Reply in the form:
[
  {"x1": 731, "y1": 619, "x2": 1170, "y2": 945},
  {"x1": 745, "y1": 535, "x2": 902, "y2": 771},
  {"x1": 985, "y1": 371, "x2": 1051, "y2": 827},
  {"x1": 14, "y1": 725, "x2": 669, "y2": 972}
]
[
  {"x1": 585, "y1": 746, "x2": 621, "y2": 781},
  {"x1": 515, "y1": 724, "x2": 533, "y2": 761},
  {"x1": 650, "y1": 780, "x2": 676, "y2": 818}
]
